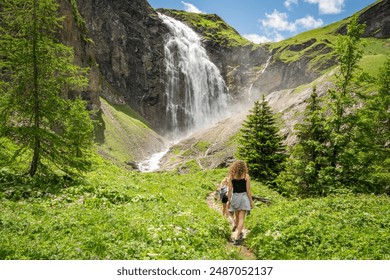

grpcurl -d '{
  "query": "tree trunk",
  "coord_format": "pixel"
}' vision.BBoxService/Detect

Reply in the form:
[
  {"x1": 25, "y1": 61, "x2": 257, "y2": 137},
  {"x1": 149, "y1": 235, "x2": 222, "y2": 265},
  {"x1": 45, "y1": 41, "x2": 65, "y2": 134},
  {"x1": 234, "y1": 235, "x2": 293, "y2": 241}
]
[{"x1": 29, "y1": 0, "x2": 40, "y2": 176}]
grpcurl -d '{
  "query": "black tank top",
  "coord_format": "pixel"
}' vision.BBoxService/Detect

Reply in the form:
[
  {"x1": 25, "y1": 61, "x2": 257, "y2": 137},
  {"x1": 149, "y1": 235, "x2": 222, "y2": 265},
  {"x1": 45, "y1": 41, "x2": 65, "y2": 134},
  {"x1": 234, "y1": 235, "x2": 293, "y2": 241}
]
[{"x1": 232, "y1": 178, "x2": 246, "y2": 193}]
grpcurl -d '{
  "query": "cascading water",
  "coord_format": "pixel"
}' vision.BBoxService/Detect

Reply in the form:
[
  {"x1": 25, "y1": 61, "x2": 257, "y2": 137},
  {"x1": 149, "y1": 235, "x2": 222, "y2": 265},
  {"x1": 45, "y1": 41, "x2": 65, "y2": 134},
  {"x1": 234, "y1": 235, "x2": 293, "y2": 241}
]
[
  {"x1": 158, "y1": 13, "x2": 231, "y2": 140},
  {"x1": 248, "y1": 55, "x2": 272, "y2": 99},
  {"x1": 138, "y1": 13, "x2": 231, "y2": 172}
]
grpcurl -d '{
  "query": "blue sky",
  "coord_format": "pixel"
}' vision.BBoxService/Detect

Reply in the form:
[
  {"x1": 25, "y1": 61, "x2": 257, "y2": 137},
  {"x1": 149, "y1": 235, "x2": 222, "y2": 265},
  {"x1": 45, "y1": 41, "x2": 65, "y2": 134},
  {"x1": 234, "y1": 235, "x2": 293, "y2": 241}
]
[{"x1": 147, "y1": 0, "x2": 377, "y2": 43}]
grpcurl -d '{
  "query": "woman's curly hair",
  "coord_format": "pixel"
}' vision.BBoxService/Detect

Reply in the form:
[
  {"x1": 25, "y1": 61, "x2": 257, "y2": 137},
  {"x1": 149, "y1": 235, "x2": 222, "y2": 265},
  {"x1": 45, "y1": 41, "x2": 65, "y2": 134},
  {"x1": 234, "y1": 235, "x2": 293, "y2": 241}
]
[{"x1": 229, "y1": 160, "x2": 248, "y2": 178}]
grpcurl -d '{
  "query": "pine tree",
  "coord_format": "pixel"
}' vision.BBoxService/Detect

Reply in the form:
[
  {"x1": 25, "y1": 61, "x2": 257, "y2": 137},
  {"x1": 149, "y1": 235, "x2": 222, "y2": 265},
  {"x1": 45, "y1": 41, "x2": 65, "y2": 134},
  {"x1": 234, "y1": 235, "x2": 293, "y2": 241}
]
[
  {"x1": 357, "y1": 57, "x2": 390, "y2": 193},
  {"x1": 276, "y1": 87, "x2": 330, "y2": 196},
  {"x1": 0, "y1": 0, "x2": 94, "y2": 176},
  {"x1": 236, "y1": 96, "x2": 286, "y2": 183},
  {"x1": 323, "y1": 15, "x2": 367, "y2": 189}
]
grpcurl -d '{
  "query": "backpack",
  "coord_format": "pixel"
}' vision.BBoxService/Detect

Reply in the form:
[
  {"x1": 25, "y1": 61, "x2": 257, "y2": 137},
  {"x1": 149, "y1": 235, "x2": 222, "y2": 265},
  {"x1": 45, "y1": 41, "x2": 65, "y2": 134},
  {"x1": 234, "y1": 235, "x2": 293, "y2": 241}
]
[{"x1": 219, "y1": 186, "x2": 228, "y2": 200}]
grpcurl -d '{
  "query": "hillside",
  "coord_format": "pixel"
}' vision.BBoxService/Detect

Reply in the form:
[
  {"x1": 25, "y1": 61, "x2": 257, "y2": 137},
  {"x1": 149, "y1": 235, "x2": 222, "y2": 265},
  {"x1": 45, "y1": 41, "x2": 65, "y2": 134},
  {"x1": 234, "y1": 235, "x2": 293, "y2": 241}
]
[
  {"x1": 95, "y1": 98, "x2": 167, "y2": 169},
  {"x1": 1, "y1": 159, "x2": 389, "y2": 260}
]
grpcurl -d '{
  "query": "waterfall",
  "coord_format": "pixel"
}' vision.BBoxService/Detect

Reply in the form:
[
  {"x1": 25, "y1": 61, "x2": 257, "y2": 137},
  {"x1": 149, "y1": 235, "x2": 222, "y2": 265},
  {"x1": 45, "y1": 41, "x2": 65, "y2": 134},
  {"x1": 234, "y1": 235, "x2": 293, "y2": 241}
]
[
  {"x1": 248, "y1": 55, "x2": 272, "y2": 99},
  {"x1": 158, "y1": 13, "x2": 231, "y2": 140}
]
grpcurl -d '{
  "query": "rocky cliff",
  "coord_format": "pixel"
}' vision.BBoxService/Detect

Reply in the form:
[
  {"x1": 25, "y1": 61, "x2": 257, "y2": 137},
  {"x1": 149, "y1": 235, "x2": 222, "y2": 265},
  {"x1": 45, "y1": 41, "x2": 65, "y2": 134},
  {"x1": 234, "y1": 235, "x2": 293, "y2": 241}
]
[
  {"x1": 337, "y1": 0, "x2": 390, "y2": 38},
  {"x1": 60, "y1": 0, "x2": 170, "y2": 131}
]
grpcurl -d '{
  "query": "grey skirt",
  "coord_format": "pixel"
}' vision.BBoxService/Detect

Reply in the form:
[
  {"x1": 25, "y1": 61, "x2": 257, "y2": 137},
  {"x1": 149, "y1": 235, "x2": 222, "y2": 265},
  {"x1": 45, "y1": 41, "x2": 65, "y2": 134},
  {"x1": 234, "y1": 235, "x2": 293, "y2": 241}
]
[{"x1": 229, "y1": 192, "x2": 251, "y2": 211}]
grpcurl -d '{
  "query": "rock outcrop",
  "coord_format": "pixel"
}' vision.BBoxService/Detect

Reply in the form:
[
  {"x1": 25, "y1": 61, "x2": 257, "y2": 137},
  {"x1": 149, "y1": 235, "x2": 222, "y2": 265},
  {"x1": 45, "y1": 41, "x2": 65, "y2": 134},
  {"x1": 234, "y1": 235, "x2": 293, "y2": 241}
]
[
  {"x1": 337, "y1": 0, "x2": 390, "y2": 38},
  {"x1": 60, "y1": 0, "x2": 170, "y2": 132}
]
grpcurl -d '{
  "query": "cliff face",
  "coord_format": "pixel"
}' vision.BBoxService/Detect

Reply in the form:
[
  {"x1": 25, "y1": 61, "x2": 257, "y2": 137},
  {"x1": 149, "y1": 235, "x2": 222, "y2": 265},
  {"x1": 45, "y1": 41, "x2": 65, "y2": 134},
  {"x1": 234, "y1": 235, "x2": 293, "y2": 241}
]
[
  {"x1": 60, "y1": 0, "x2": 169, "y2": 131},
  {"x1": 58, "y1": 0, "x2": 101, "y2": 111},
  {"x1": 80, "y1": 0, "x2": 171, "y2": 129},
  {"x1": 337, "y1": 0, "x2": 390, "y2": 38}
]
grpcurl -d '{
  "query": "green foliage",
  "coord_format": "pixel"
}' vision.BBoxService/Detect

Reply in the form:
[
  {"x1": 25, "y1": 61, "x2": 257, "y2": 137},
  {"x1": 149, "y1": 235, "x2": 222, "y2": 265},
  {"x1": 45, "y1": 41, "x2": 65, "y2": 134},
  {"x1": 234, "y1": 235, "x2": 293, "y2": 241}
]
[
  {"x1": 355, "y1": 57, "x2": 390, "y2": 193},
  {"x1": 236, "y1": 96, "x2": 286, "y2": 183},
  {"x1": 194, "y1": 140, "x2": 211, "y2": 152},
  {"x1": 0, "y1": 0, "x2": 94, "y2": 177},
  {"x1": 277, "y1": 16, "x2": 389, "y2": 196},
  {"x1": 276, "y1": 87, "x2": 331, "y2": 196},
  {"x1": 323, "y1": 16, "x2": 369, "y2": 190},
  {"x1": 69, "y1": 0, "x2": 91, "y2": 43},
  {"x1": 246, "y1": 194, "x2": 390, "y2": 259},
  {"x1": 1, "y1": 154, "x2": 388, "y2": 260}
]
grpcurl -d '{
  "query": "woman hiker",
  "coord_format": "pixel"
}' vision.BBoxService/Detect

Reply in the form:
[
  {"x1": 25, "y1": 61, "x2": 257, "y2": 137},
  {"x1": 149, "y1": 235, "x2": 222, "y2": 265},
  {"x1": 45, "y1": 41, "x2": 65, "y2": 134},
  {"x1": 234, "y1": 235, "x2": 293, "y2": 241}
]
[{"x1": 227, "y1": 160, "x2": 254, "y2": 245}]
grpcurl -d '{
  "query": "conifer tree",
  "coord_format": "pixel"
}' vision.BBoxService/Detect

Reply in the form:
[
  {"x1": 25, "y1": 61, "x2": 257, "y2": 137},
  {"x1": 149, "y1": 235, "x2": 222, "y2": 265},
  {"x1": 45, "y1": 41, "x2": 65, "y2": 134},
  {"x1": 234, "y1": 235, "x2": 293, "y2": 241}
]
[
  {"x1": 323, "y1": 15, "x2": 367, "y2": 189},
  {"x1": 357, "y1": 57, "x2": 390, "y2": 192},
  {"x1": 276, "y1": 87, "x2": 330, "y2": 196},
  {"x1": 0, "y1": 0, "x2": 94, "y2": 176},
  {"x1": 236, "y1": 96, "x2": 286, "y2": 183}
]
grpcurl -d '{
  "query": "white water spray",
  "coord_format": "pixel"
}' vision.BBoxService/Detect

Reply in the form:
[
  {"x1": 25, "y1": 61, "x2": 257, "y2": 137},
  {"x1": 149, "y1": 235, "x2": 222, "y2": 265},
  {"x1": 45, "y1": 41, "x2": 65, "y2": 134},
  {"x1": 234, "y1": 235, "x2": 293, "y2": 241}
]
[
  {"x1": 138, "y1": 148, "x2": 169, "y2": 172},
  {"x1": 158, "y1": 13, "x2": 231, "y2": 140}
]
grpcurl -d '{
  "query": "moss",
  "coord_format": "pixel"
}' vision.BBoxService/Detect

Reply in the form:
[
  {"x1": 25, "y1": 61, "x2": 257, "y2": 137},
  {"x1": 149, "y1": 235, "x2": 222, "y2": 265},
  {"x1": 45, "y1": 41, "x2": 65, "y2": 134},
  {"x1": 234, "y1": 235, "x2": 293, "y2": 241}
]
[
  {"x1": 69, "y1": 0, "x2": 92, "y2": 43},
  {"x1": 158, "y1": 9, "x2": 252, "y2": 48},
  {"x1": 181, "y1": 159, "x2": 202, "y2": 173},
  {"x1": 194, "y1": 140, "x2": 210, "y2": 152}
]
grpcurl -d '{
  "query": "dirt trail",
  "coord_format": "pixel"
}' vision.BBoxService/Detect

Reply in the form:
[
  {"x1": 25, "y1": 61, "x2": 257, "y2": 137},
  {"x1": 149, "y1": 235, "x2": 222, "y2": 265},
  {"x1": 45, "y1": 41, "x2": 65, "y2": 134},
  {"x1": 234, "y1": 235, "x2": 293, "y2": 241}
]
[{"x1": 206, "y1": 191, "x2": 256, "y2": 260}]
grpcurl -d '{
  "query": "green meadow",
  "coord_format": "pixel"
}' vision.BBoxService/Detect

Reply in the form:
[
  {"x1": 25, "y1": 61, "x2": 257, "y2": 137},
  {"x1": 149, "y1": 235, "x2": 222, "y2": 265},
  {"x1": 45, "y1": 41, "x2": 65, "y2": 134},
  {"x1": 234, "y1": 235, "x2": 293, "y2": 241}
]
[{"x1": 1, "y1": 158, "x2": 389, "y2": 260}]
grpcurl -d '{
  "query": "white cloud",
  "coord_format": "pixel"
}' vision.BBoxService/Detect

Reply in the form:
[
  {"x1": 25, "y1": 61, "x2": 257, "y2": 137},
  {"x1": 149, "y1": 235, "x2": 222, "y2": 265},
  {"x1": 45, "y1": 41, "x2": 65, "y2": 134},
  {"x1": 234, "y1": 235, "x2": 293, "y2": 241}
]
[
  {"x1": 295, "y1": 15, "x2": 324, "y2": 29},
  {"x1": 260, "y1": 10, "x2": 297, "y2": 32},
  {"x1": 260, "y1": 10, "x2": 323, "y2": 32},
  {"x1": 243, "y1": 34, "x2": 271, "y2": 44},
  {"x1": 304, "y1": 0, "x2": 345, "y2": 14},
  {"x1": 181, "y1": 1, "x2": 204, "y2": 14},
  {"x1": 257, "y1": 9, "x2": 324, "y2": 41},
  {"x1": 244, "y1": 32, "x2": 285, "y2": 43},
  {"x1": 271, "y1": 32, "x2": 285, "y2": 42},
  {"x1": 284, "y1": 0, "x2": 298, "y2": 10}
]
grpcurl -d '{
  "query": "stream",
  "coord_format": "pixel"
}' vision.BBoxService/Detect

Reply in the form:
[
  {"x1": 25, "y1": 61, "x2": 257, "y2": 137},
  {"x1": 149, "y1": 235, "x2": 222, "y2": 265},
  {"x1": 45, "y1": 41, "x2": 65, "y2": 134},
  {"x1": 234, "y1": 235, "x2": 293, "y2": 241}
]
[{"x1": 137, "y1": 148, "x2": 169, "y2": 172}]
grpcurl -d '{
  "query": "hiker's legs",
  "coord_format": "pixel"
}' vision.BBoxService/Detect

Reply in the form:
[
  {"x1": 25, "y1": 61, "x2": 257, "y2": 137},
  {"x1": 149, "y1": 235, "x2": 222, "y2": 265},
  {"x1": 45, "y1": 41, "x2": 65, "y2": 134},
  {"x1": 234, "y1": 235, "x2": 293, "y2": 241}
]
[
  {"x1": 222, "y1": 203, "x2": 229, "y2": 217},
  {"x1": 233, "y1": 210, "x2": 239, "y2": 229},
  {"x1": 235, "y1": 210, "x2": 246, "y2": 240}
]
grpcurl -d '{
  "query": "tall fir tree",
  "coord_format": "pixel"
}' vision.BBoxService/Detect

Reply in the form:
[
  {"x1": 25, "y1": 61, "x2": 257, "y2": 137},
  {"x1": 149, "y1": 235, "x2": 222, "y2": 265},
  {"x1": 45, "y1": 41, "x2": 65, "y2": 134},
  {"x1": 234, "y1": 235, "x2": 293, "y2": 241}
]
[
  {"x1": 0, "y1": 0, "x2": 94, "y2": 176},
  {"x1": 323, "y1": 15, "x2": 367, "y2": 190},
  {"x1": 236, "y1": 95, "x2": 286, "y2": 183},
  {"x1": 276, "y1": 87, "x2": 330, "y2": 196},
  {"x1": 356, "y1": 57, "x2": 390, "y2": 193}
]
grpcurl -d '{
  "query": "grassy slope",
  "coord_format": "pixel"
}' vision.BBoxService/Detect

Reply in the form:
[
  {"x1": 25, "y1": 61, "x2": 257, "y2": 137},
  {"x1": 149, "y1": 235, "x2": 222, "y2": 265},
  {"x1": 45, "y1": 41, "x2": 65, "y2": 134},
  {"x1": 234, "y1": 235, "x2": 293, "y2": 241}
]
[
  {"x1": 1, "y1": 160, "x2": 389, "y2": 260},
  {"x1": 157, "y1": 9, "x2": 252, "y2": 48},
  {"x1": 96, "y1": 98, "x2": 166, "y2": 167},
  {"x1": 0, "y1": 164, "x2": 240, "y2": 259},
  {"x1": 246, "y1": 193, "x2": 390, "y2": 259},
  {"x1": 269, "y1": 19, "x2": 390, "y2": 76}
]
